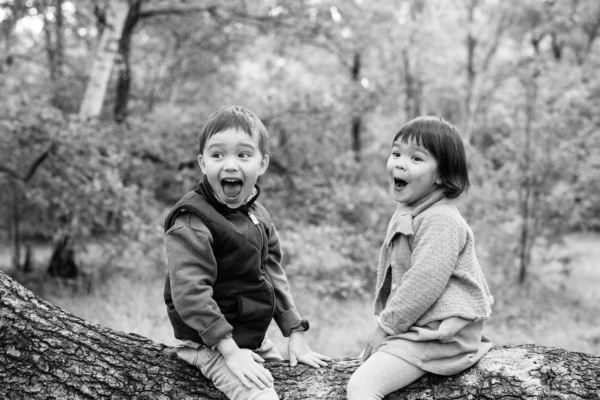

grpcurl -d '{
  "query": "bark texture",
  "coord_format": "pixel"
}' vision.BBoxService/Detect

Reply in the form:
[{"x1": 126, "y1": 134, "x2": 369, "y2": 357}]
[{"x1": 1, "y1": 271, "x2": 599, "y2": 399}]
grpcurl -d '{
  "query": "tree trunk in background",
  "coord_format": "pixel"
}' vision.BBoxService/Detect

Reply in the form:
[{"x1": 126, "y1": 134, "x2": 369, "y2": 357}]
[
  {"x1": 402, "y1": 48, "x2": 422, "y2": 120},
  {"x1": 113, "y1": 0, "x2": 142, "y2": 123},
  {"x1": 47, "y1": 232, "x2": 78, "y2": 278},
  {"x1": 44, "y1": 0, "x2": 66, "y2": 109},
  {"x1": 2, "y1": 271, "x2": 600, "y2": 399},
  {"x1": 54, "y1": 0, "x2": 65, "y2": 78},
  {"x1": 79, "y1": 0, "x2": 130, "y2": 119},
  {"x1": 462, "y1": 0, "x2": 505, "y2": 146},
  {"x1": 2, "y1": 145, "x2": 53, "y2": 274},
  {"x1": 8, "y1": 180, "x2": 22, "y2": 272},
  {"x1": 43, "y1": 3, "x2": 58, "y2": 80},
  {"x1": 463, "y1": 0, "x2": 478, "y2": 144},
  {"x1": 518, "y1": 66, "x2": 539, "y2": 285},
  {"x1": 402, "y1": 0, "x2": 424, "y2": 120},
  {"x1": 351, "y1": 52, "x2": 362, "y2": 162}
]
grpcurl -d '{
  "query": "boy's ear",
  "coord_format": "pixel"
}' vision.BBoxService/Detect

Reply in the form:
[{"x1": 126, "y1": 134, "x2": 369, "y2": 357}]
[
  {"x1": 258, "y1": 154, "x2": 269, "y2": 176},
  {"x1": 435, "y1": 175, "x2": 443, "y2": 185},
  {"x1": 198, "y1": 155, "x2": 206, "y2": 174}
]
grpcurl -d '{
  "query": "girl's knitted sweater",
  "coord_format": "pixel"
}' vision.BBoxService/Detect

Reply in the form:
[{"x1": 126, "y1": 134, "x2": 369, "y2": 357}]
[{"x1": 374, "y1": 188, "x2": 493, "y2": 335}]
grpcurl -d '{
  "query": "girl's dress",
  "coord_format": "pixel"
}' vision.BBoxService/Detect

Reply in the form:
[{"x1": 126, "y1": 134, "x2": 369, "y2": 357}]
[{"x1": 373, "y1": 188, "x2": 494, "y2": 375}]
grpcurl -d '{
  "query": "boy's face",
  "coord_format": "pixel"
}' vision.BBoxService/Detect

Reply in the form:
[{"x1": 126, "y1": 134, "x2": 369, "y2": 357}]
[{"x1": 198, "y1": 128, "x2": 269, "y2": 209}]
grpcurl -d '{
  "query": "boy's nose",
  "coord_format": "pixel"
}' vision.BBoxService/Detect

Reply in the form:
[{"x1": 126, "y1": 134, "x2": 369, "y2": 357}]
[{"x1": 223, "y1": 158, "x2": 240, "y2": 171}]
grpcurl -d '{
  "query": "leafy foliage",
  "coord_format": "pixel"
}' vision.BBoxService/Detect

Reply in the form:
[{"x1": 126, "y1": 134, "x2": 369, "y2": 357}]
[{"x1": 1, "y1": 0, "x2": 600, "y2": 292}]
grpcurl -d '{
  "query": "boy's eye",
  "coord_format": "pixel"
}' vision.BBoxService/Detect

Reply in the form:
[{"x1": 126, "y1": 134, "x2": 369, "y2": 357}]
[{"x1": 239, "y1": 152, "x2": 252, "y2": 158}]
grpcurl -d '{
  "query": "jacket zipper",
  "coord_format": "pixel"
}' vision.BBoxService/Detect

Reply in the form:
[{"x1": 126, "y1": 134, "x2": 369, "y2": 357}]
[{"x1": 248, "y1": 211, "x2": 276, "y2": 346}]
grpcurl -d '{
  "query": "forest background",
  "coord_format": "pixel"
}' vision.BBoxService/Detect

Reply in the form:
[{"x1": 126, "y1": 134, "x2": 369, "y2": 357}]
[{"x1": 1, "y1": 0, "x2": 600, "y2": 359}]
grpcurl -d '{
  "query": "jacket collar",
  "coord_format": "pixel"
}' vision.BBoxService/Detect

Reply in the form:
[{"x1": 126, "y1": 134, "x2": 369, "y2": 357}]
[
  {"x1": 196, "y1": 175, "x2": 260, "y2": 214},
  {"x1": 384, "y1": 187, "x2": 447, "y2": 247}
]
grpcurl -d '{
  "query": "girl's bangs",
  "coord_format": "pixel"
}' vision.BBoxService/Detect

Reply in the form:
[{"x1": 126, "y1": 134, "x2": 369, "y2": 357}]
[{"x1": 395, "y1": 128, "x2": 435, "y2": 153}]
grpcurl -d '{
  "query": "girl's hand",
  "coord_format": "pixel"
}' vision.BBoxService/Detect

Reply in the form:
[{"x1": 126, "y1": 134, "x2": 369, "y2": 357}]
[
  {"x1": 362, "y1": 324, "x2": 389, "y2": 362},
  {"x1": 288, "y1": 331, "x2": 332, "y2": 368},
  {"x1": 217, "y1": 337, "x2": 274, "y2": 389}
]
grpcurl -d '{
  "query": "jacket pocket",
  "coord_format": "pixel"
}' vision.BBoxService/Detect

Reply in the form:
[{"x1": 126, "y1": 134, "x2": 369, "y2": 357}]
[{"x1": 219, "y1": 289, "x2": 274, "y2": 323}]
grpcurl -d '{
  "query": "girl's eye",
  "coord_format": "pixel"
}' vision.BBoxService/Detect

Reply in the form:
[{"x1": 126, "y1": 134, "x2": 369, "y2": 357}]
[{"x1": 392, "y1": 151, "x2": 401, "y2": 157}]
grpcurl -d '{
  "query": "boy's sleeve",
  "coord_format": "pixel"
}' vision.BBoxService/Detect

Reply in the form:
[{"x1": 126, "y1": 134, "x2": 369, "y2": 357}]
[
  {"x1": 165, "y1": 213, "x2": 233, "y2": 347},
  {"x1": 263, "y1": 222, "x2": 304, "y2": 337},
  {"x1": 378, "y1": 212, "x2": 465, "y2": 335}
]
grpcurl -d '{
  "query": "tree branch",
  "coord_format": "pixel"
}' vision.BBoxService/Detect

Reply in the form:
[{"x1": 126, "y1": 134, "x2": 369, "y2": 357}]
[
  {"x1": 0, "y1": 143, "x2": 53, "y2": 182},
  {"x1": 139, "y1": 6, "x2": 217, "y2": 19},
  {"x1": 23, "y1": 143, "x2": 54, "y2": 182},
  {"x1": 2, "y1": 271, "x2": 600, "y2": 398}
]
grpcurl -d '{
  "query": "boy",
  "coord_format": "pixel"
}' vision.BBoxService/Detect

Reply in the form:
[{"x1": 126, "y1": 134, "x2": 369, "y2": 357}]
[{"x1": 164, "y1": 105, "x2": 330, "y2": 400}]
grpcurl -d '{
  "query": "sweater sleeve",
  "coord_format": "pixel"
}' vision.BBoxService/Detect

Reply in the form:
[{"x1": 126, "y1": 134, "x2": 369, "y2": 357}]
[
  {"x1": 378, "y1": 210, "x2": 466, "y2": 334},
  {"x1": 165, "y1": 213, "x2": 233, "y2": 346},
  {"x1": 263, "y1": 222, "x2": 303, "y2": 336}
]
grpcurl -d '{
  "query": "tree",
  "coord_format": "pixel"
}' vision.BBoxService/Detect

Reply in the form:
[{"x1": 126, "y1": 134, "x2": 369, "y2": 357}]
[
  {"x1": 0, "y1": 143, "x2": 53, "y2": 272},
  {"x1": 2, "y1": 271, "x2": 600, "y2": 399},
  {"x1": 79, "y1": 0, "x2": 130, "y2": 119},
  {"x1": 461, "y1": 0, "x2": 508, "y2": 145}
]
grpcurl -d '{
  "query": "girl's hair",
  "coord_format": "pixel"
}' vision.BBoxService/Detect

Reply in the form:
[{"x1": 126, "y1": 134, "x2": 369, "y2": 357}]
[
  {"x1": 198, "y1": 105, "x2": 269, "y2": 155},
  {"x1": 393, "y1": 116, "x2": 470, "y2": 199}
]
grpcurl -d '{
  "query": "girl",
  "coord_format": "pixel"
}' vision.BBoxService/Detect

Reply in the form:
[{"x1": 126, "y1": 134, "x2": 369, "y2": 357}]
[{"x1": 347, "y1": 116, "x2": 493, "y2": 400}]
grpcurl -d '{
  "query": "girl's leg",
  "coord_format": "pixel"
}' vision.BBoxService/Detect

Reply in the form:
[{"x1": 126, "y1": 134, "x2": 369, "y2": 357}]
[{"x1": 346, "y1": 351, "x2": 425, "y2": 400}]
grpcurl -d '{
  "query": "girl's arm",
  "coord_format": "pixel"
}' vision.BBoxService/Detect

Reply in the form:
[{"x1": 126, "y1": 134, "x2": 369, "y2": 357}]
[
  {"x1": 362, "y1": 324, "x2": 389, "y2": 361},
  {"x1": 378, "y1": 211, "x2": 466, "y2": 334}
]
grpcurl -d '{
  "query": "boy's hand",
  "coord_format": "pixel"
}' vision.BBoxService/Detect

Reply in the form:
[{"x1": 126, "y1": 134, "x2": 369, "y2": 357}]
[
  {"x1": 362, "y1": 324, "x2": 389, "y2": 362},
  {"x1": 217, "y1": 338, "x2": 274, "y2": 389},
  {"x1": 288, "y1": 331, "x2": 331, "y2": 368}
]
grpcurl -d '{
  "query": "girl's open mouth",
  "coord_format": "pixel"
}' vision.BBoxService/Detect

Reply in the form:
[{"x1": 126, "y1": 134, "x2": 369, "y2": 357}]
[
  {"x1": 394, "y1": 178, "x2": 408, "y2": 189},
  {"x1": 222, "y1": 178, "x2": 243, "y2": 198}
]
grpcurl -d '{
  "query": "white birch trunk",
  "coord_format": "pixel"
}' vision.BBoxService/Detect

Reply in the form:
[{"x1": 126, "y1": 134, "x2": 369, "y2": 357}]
[{"x1": 79, "y1": 0, "x2": 130, "y2": 119}]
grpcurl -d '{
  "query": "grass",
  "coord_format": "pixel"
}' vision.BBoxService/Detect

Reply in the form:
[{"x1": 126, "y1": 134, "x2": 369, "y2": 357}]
[
  {"x1": 483, "y1": 233, "x2": 600, "y2": 355},
  {"x1": 2, "y1": 233, "x2": 599, "y2": 358}
]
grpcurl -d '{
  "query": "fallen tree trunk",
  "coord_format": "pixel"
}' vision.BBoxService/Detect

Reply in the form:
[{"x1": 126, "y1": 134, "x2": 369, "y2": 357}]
[{"x1": 1, "y1": 271, "x2": 599, "y2": 399}]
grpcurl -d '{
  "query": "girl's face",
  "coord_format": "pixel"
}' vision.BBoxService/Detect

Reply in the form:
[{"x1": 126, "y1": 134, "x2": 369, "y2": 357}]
[
  {"x1": 198, "y1": 128, "x2": 269, "y2": 209},
  {"x1": 386, "y1": 139, "x2": 441, "y2": 205}
]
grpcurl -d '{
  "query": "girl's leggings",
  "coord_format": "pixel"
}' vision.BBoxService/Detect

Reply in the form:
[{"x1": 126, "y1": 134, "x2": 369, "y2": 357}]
[{"x1": 346, "y1": 351, "x2": 425, "y2": 400}]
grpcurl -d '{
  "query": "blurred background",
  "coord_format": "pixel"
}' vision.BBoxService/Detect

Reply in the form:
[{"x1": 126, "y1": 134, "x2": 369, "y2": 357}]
[{"x1": 1, "y1": 0, "x2": 599, "y2": 358}]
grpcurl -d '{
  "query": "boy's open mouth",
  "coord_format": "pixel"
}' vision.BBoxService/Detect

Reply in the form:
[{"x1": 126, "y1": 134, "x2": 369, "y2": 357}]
[
  {"x1": 222, "y1": 178, "x2": 243, "y2": 198},
  {"x1": 394, "y1": 177, "x2": 408, "y2": 189}
]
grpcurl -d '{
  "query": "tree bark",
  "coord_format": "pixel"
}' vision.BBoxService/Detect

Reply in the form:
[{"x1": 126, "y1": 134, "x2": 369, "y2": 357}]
[
  {"x1": 113, "y1": 0, "x2": 143, "y2": 123},
  {"x1": 1, "y1": 271, "x2": 599, "y2": 399},
  {"x1": 79, "y1": 0, "x2": 130, "y2": 120}
]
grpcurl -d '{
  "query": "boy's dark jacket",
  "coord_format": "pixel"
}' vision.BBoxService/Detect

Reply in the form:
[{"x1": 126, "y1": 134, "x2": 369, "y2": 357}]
[{"x1": 163, "y1": 177, "x2": 302, "y2": 349}]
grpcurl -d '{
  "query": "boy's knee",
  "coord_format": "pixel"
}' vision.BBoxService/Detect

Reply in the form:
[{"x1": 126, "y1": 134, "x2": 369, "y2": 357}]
[{"x1": 249, "y1": 387, "x2": 279, "y2": 400}]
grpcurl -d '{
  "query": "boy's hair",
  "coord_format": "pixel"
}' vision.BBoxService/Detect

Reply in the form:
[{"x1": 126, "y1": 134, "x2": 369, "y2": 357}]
[
  {"x1": 198, "y1": 105, "x2": 269, "y2": 155},
  {"x1": 393, "y1": 116, "x2": 470, "y2": 199}
]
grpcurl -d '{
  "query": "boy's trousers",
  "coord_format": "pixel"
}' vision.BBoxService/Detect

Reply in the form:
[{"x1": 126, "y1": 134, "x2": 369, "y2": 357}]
[{"x1": 176, "y1": 337, "x2": 282, "y2": 400}]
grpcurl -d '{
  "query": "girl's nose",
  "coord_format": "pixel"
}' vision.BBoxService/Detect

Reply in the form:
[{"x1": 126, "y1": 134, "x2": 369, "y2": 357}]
[{"x1": 395, "y1": 158, "x2": 407, "y2": 170}]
